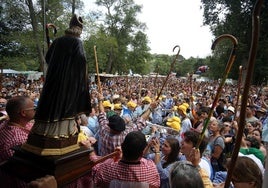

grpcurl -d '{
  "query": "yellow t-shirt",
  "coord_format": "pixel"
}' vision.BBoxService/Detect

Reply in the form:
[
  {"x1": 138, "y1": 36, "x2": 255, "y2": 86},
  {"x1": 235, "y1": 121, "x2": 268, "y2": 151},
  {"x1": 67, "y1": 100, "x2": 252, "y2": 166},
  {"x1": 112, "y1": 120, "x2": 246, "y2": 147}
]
[{"x1": 77, "y1": 130, "x2": 88, "y2": 143}]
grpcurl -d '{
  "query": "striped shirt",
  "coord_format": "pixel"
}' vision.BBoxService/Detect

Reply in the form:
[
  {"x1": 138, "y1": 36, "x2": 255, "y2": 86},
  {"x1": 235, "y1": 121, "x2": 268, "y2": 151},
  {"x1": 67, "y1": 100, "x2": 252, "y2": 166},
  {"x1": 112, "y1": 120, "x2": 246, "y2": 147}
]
[{"x1": 98, "y1": 112, "x2": 147, "y2": 156}]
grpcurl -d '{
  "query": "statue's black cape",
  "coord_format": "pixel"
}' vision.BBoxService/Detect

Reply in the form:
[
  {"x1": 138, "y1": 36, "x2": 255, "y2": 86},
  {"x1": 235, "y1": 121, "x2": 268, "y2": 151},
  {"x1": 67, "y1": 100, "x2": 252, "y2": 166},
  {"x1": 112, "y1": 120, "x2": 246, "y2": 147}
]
[{"x1": 35, "y1": 35, "x2": 91, "y2": 122}]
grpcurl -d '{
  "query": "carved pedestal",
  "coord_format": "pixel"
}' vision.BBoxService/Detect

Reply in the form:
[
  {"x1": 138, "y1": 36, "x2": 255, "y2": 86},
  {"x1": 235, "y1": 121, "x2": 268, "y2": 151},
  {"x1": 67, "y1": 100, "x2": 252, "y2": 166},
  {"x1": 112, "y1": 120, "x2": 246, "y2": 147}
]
[{"x1": 1, "y1": 145, "x2": 93, "y2": 187}]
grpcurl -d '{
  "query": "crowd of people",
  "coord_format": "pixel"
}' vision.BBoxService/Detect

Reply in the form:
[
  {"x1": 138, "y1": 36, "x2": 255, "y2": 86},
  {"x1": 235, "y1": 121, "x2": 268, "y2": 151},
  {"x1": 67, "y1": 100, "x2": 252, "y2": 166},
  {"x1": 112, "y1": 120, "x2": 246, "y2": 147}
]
[{"x1": 0, "y1": 72, "x2": 268, "y2": 188}]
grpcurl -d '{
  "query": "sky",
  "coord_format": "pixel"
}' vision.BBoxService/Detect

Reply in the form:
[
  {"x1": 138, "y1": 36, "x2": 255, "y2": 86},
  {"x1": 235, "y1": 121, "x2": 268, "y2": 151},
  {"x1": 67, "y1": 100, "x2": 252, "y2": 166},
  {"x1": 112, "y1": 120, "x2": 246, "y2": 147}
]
[{"x1": 83, "y1": 0, "x2": 213, "y2": 59}]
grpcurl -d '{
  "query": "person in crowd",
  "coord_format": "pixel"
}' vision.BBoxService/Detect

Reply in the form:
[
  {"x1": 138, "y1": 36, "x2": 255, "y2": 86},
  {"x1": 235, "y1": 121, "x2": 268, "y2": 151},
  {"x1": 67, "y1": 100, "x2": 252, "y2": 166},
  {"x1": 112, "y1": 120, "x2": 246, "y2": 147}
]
[
  {"x1": 133, "y1": 96, "x2": 151, "y2": 119},
  {"x1": 180, "y1": 130, "x2": 213, "y2": 186},
  {"x1": 97, "y1": 92, "x2": 158, "y2": 156},
  {"x1": 102, "y1": 100, "x2": 115, "y2": 118},
  {"x1": 75, "y1": 114, "x2": 86, "y2": 143},
  {"x1": 87, "y1": 104, "x2": 99, "y2": 136},
  {"x1": 207, "y1": 117, "x2": 226, "y2": 177},
  {"x1": 169, "y1": 161, "x2": 204, "y2": 188},
  {"x1": 79, "y1": 113, "x2": 94, "y2": 138},
  {"x1": 89, "y1": 131, "x2": 160, "y2": 188},
  {"x1": 150, "y1": 101, "x2": 164, "y2": 125},
  {"x1": 0, "y1": 96, "x2": 35, "y2": 163},
  {"x1": 190, "y1": 101, "x2": 203, "y2": 124},
  {"x1": 256, "y1": 107, "x2": 267, "y2": 125},
  {"x1": 246, "y1": 105, "x2": 259, "y2": 124},
  {"x1": 215, "y1": 99, "x2": 226, "y2": 120},
  {"x1": 74, "y1": 114, "x2": 97, "y2": 148},
  {"x1": 192, "y1": 106, "x2": 210, "y2": 133},
  {"x1": 177, "y1": 104, "x2": 192, "y2": 142},
  {"x1": 0, "y1": 97, "x2": 7, "y2": 117},
  {"x1": 0, "y1": 97, "x2": 8, "y2": 127},
  {"x1": 122, "y1": 100, "x2": 137, "y2": 123},
  {"x1": 241, "y1": 136, "x2": 265, "y2": 164},
  {"x1": 245, "y1": 122, "x2": 256, "y2": 137},
  {"x1": 113, "y1": 103, "x2": 123, "y2": 117},
  {"x1": 224, "y1": 106, "x2": 235, "y2": 121},
  {"x1": 250, "y1": 129, "x2": 266, "y2": 157},
  {"x1": 214, "y1": 156, "x2": 263, "y2": 188},
  {"x1": 144, "y1": 137, "x2": 180, "y2": 188},
  {"x1": 111, "y1": 94, "x2": 121, "y2": 105},
  {"x1": 220, "y1": 120, "x2": 236, "y2": 156},
  {"x1": 129, "y1": 92, "x2": 138, "y2": 104}
]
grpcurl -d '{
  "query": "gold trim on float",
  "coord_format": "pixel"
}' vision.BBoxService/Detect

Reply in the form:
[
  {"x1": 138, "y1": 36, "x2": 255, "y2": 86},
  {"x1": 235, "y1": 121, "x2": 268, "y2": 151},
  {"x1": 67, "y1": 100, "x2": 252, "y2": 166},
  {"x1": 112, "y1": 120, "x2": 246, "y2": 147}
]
[{"x1": 21, "y1": 143, "x2": 80, "y2": 156}]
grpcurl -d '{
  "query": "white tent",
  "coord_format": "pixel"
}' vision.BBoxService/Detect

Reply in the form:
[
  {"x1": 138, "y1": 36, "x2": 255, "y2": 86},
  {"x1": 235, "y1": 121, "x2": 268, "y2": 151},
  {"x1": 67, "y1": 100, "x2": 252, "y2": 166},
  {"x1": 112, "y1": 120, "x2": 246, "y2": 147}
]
[{"x1": 1, "y1": 69, "x2": 20, "y2": 74}]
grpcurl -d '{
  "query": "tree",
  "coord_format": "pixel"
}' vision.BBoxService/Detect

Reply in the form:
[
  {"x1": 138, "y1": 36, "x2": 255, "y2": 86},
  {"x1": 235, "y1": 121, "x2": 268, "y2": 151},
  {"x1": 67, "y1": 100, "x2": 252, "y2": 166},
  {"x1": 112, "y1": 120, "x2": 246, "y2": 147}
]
[
  {"x1": 93, "y1": 0, "x2": 150, "y2": 74},
  {"x1": 201, "y1": 0, "x2": 268, "y2": 84}
]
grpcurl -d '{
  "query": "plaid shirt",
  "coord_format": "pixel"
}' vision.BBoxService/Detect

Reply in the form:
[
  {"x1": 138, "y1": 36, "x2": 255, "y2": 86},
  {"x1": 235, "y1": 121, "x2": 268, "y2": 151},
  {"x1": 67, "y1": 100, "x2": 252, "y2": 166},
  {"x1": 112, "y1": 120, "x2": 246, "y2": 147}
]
[
  {"x1": 98, "y1": 112, "x2": 147, "y2": 156},
  {"x1": 0, "y1": 121, "x2": 32, "y2": 163},
  {"x1": 92, "y1": 158, "x2": 160, "y2": 188}
]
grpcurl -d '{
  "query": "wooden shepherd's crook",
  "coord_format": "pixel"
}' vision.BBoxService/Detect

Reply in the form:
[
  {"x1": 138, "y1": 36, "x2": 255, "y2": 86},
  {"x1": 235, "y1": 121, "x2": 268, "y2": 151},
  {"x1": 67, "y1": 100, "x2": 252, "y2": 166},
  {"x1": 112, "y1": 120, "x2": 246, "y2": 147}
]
[
  {"x1": 94, "y1": 45, "x2": 102, "y2": 94},
  {"x1": 45, "y1": 23, "x2": 57, "y2": 48},
  {"x1": 224, "y1": 0, "x2": 263, "y2": 187},
  {"x1": 234, "y1": 65, "x2": 243, "y2": 119},
  {"x1": 196, "y1": 34, "x2": 238, "y2": 148},
  {"x1": 155, "y1": 45, "x2": 180, "y2": 100}
]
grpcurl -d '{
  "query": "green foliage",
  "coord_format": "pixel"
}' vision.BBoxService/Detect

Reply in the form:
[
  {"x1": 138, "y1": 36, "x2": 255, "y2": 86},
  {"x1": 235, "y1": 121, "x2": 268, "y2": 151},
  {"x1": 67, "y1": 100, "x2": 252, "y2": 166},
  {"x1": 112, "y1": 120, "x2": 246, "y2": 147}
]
[
  {"x1": 201, "y1": 0, "x2": 268, "y2": 84},
  {"x1": 93, "y1": 0, "x2": 149, "y2": 74},
  {"x1": 84, "y1": 30, "x2": 118, "y2": 74}
]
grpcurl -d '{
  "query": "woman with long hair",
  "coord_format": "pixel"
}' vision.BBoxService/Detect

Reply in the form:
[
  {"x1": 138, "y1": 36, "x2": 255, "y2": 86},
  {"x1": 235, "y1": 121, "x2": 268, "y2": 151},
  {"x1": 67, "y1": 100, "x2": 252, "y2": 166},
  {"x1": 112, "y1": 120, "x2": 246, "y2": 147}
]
[{"x1": 144, "y1": 136, "x2": 180, "y2": 188}]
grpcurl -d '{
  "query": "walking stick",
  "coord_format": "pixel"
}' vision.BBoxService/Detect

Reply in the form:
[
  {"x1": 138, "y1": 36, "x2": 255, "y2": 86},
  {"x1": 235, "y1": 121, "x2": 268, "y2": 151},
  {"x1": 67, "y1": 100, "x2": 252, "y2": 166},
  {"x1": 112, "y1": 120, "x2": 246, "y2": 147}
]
[
  {"x1": 154, "y1": 65, "x2": 159, "y2": 88},
  {"x1": 234, "y1": 65, "x2": 243, "y2": 119},
  {"x1": 94, "y1": 45, "x2": 102, "y2": 94},
  {"x1": 155, "y1": 45, "x2": 180, "y2": 100},
  {"x1": 196, "y1": 34, "x2": 238, "y2": 148},
  {"x1": 224, "y1": 0, "x2": 263, "y2": 187},
  {"x1": 45, "y1": 23, "x2": 57, "y2": 48}
]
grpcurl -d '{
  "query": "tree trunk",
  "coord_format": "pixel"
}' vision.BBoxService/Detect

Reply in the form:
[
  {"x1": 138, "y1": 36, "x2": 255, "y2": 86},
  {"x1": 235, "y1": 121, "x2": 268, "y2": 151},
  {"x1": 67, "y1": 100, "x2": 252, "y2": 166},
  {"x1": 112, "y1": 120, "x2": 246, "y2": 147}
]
[
  {"x1": 106, "y1": 47, "x2": 114, "y2": 73},
  {"x1": 26, "y1": 0, "x2": 46, "y2": 72},
  {"x1": 72, "y1": 0, "x2": 75, "y2": 15}
]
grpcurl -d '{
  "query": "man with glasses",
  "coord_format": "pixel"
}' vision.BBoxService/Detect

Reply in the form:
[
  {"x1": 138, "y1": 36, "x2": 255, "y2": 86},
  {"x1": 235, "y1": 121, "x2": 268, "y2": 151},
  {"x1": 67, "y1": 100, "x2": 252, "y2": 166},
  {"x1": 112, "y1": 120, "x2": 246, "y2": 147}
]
[{"x1": 0, "y1": 96, "x2": 35, "y2": 163}]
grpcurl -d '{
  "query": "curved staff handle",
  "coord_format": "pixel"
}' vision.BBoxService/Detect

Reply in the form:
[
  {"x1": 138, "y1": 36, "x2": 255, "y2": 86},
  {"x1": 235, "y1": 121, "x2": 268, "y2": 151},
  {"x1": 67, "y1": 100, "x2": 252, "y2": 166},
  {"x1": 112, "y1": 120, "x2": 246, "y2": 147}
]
[
  {"x1": 45, "y1": 23, "x2": 57, "y2": 48},
  {"x1": 94, "y1": 45, "x2": 102, "y2": 94},
  {"x1": 224, "y1": 0, "x2": 263, "y2": 187},
  {"x1": 155, "y1": 45, "x2": 180, "y2": 100},
  {"x1": 196, "y1": 34, "x2": 238, "y2": 148}
]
